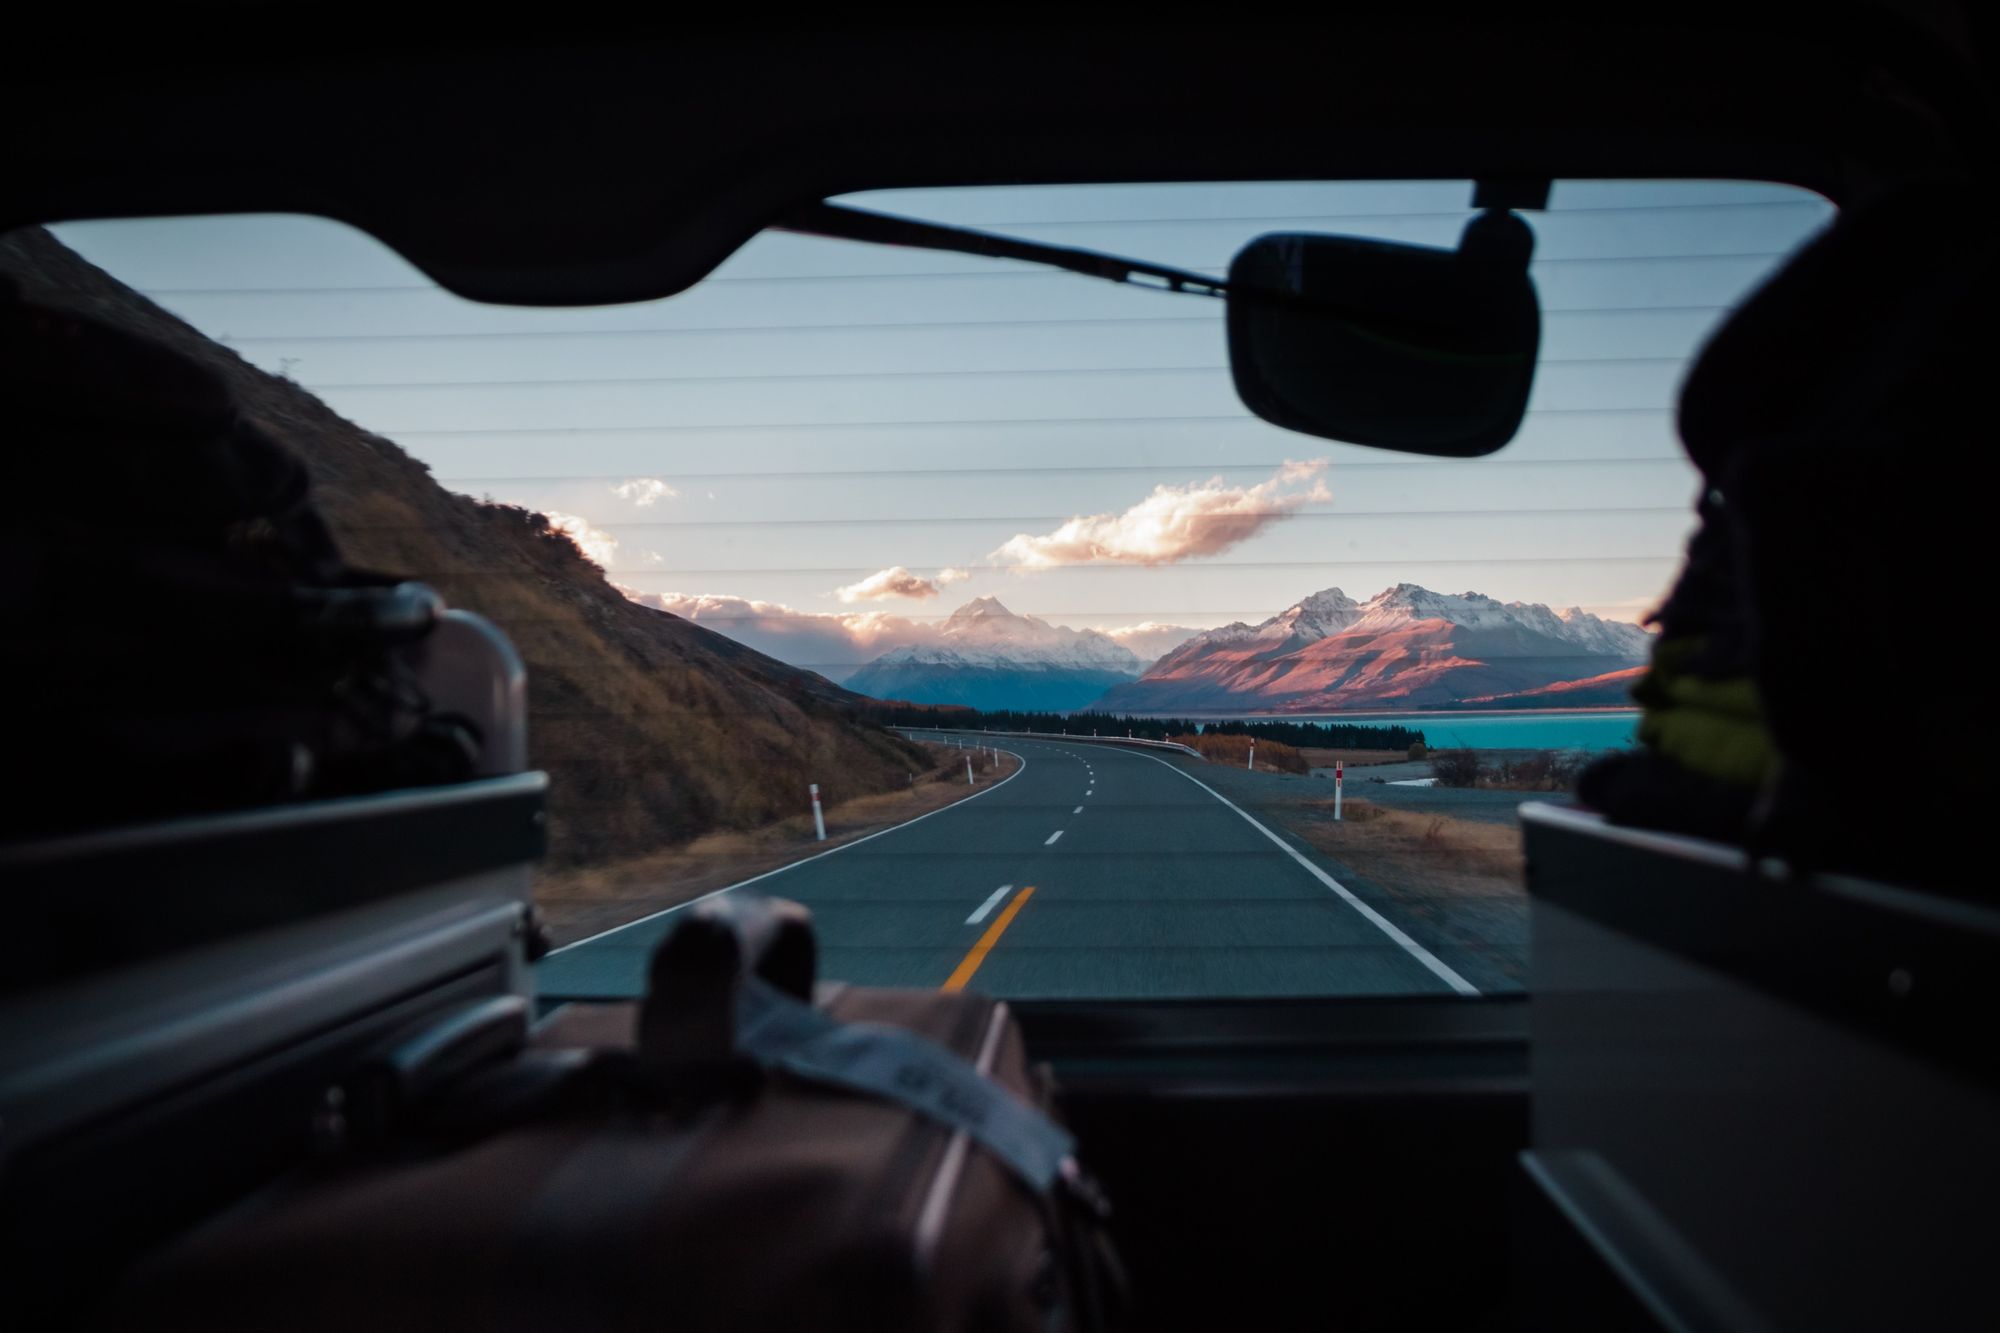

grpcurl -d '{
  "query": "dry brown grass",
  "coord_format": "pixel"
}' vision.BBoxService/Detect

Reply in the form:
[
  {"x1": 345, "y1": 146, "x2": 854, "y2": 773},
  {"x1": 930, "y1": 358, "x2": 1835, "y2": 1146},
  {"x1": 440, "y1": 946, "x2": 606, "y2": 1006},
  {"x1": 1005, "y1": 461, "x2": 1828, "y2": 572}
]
[
  {"x1": 1295, "y1": 798, "x2": 1525, "y2": 898},
  {"x1": 324, "y1": 493, "x2": 929, "y2": 865},
  {"x1": 535, "y1": 744, "x2": 1020, "y2": 945},
  {"x1": 1297, "y1": 747, "x2": 1409, "y2": 769},
  {"x1": 1172, "y1": 733, "x2": 1310, "y2": 774}
]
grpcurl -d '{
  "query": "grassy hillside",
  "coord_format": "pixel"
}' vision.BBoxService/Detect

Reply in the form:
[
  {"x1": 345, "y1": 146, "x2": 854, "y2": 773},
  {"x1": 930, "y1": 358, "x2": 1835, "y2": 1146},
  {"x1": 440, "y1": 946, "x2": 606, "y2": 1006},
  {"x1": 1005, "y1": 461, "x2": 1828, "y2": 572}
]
[{"x1": 0, "y1": 226, "x2": 926, "y2": 865}]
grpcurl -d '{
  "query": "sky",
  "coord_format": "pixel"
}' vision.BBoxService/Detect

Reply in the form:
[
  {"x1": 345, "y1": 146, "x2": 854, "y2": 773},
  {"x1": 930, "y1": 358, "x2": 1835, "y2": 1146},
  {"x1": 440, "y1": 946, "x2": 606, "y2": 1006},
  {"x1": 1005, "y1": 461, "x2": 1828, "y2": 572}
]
[{"x1": 53, "y1": 179, "x2": 1833, "y2": 678}]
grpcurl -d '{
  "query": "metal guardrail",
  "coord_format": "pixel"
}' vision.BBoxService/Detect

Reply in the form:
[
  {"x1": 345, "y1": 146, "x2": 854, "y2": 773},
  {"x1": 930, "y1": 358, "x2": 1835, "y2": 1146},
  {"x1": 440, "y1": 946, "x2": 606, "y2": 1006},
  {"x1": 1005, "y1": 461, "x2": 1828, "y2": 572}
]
[{"x1": 894, "y1": 726, "x2": 1205, "y2": 762}]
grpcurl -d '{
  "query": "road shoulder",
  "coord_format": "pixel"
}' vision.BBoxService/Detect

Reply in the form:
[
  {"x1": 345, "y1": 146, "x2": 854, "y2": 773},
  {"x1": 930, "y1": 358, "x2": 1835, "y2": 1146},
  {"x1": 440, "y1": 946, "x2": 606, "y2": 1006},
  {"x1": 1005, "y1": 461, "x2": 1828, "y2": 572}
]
[
  {"x1": 1152, "y1": 755, "x2": 1530, "y2": 993},
  {"x1": 537, "y1": 746, "x2": 1021, "y2": 948}
]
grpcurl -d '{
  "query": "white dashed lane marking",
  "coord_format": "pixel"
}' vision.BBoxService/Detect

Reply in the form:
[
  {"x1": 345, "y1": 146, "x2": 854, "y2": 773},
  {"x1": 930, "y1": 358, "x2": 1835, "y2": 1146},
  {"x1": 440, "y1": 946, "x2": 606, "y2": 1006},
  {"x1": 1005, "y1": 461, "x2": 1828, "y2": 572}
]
[{"x1": 966, "y1": 884, "x2": 1014, "y2": 925}]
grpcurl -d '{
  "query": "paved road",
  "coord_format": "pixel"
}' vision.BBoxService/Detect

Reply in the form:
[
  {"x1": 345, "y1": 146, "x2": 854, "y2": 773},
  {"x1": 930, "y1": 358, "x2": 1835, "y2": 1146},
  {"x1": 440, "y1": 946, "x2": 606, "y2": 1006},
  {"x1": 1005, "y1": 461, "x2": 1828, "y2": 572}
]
[{"x1": 537, "y1": 734, "x2": 1477, "y2": 1001}]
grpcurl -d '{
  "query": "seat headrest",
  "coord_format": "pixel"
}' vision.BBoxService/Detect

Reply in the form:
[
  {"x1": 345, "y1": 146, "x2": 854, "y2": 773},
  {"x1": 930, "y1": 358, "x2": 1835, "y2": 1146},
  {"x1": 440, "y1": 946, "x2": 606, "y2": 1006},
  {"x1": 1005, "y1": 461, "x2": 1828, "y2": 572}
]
[{"x1": 1676, "y1": 178, "x2": 1988, "y2": 478}]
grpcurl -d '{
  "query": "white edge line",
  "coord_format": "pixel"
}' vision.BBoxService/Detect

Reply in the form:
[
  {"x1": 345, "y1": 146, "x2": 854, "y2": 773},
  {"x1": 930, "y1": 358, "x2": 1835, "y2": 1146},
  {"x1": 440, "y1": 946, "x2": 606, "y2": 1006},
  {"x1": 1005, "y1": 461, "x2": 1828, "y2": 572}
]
[
  {"x1": 546, "y1": 747, "x2": 1029, "y2": 956},
  {"x1": 966, "y1": 884, "x2": 1014, "y2": 925},
  {"x1": 1044, "y1": 830, "x2": 1063, "y2": 846},
  {"x1": 1129, "y1": 751, "x2": 1481, "y2": 997}
]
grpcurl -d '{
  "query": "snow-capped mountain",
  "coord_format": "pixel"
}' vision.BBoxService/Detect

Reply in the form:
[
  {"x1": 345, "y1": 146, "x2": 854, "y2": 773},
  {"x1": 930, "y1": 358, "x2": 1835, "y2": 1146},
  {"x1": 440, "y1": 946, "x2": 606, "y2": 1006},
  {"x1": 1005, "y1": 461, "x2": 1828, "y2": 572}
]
[
  {"x1": 1169, "y1": 588, "x2": 1364, "y2": 656},
  {"x1": 915, "y1": 596, "x2": 1142, "y2": 669},
  {"x1": 843, "y1": 597, "x2": 1147, "y2": 711},
  {"x1": 1095, "y1": 584, "x2": 1655, "y2": 713}
]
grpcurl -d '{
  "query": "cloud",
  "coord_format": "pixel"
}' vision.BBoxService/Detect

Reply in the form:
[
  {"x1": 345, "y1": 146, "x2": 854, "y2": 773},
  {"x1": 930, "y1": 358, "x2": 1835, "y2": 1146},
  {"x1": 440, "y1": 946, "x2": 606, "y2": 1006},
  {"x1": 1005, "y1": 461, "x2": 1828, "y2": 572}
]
[
  {"x1": 611, "y1": 477, "x2": 679, "y2": 507},
  {"x1": 936, "y1": 567, "x2": 970, "y2": 587},
  {"x1": 834, "y1": 565, "x2": 951, "y2": 604},
  {"x1": 1572, "y1": 596, "x2": 1658, "y2": 625},
  {"x1": 545, "y1": 511, "x2": 619, "y2": 568},
  {"x1": 632, "y1": 593, "x2": 936, "y2": 677},
  {"x1": 991, "y1": 458, "x2": 1331, "y2": 569},
  {"x1": 1103, "y1": 622, "x2": 1202, "y2": 664}
]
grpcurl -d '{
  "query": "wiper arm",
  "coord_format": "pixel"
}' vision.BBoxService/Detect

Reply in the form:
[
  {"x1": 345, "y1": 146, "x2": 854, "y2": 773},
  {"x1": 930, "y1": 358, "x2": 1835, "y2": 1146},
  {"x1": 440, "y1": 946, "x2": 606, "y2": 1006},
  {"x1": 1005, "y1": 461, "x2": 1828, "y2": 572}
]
[{"x1": 771, "y1": 202, "x2": 1228, "y2": 299}]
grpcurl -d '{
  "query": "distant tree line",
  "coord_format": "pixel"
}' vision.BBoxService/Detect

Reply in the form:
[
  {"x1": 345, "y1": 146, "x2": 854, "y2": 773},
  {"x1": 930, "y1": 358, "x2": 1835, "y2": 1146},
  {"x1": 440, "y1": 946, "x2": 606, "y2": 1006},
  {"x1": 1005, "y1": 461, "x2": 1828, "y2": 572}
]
[{"x1": 865, "y1": 704, "x2": 1425, "y2": 752}]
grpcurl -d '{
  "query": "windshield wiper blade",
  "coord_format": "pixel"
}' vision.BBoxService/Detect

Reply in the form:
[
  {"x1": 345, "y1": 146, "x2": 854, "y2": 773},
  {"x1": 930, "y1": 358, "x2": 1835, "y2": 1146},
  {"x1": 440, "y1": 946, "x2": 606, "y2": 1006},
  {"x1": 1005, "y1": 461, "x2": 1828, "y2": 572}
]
[{"x1": 771, "y1": 202, "x2": 1228, "y2": 298}]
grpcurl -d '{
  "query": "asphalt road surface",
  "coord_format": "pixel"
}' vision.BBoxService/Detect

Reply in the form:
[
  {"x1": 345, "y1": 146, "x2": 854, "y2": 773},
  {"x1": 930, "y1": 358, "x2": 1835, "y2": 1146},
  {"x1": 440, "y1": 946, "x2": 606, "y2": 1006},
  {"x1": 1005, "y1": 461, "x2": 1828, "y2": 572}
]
[{"x1": 538, "y1": 734, "x2": 1480, "y2": 1001}]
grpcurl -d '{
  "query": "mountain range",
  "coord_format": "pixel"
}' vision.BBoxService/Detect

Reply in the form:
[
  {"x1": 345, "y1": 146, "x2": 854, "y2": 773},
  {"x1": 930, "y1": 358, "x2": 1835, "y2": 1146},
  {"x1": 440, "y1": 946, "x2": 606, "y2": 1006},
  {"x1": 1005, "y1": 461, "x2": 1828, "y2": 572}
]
[
  {"x1": 837, "y1": 586, "x2": 1652, "y2": 714},
  {"x1": 1094, "y1": 584, "x2": 1653, "y2": 713},
  {"x1": 843, "y1": 597, "x2": 1147, "y2": 711}
]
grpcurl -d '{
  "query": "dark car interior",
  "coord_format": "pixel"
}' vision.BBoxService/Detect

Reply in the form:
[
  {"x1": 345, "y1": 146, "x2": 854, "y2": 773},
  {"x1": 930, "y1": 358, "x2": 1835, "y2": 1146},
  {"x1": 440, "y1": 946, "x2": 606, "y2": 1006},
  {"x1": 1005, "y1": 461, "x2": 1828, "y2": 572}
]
[{"x1": 3, "y1": 8, "x2": 1994, "y2": 1330}]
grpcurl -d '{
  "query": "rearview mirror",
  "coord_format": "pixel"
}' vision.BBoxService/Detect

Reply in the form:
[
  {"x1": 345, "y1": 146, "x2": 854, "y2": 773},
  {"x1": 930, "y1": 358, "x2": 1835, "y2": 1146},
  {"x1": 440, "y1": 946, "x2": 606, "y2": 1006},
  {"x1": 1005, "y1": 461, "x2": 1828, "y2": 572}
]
[{"x1": 1225, "y1": 212, "x2": 1541, "y2": 456}]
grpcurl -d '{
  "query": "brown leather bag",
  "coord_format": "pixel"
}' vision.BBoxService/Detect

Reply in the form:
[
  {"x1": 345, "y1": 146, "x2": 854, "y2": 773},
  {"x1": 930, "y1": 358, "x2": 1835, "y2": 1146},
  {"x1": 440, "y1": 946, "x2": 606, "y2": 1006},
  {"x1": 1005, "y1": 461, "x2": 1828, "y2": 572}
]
[{"x1": 103, "y1": 896, "x2": 1123, "y2": 1332}]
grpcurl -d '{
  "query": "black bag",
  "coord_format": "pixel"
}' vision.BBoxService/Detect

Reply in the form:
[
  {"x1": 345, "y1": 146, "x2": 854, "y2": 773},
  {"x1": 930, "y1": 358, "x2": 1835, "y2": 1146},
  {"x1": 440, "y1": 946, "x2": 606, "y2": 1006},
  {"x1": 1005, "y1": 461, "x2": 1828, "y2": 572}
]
[
  {"x1": 100, "y1": 894, "x2": 1126, "y2": 1333},
  {"x1": 0, "y1": 278, "x2": 481, "y2": 837}
]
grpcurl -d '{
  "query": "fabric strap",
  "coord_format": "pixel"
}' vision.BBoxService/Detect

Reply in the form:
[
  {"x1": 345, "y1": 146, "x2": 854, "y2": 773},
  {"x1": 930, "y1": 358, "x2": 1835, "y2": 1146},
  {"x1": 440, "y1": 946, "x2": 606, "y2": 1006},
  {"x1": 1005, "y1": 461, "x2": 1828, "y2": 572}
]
[{"x1": 732, "y1": 977, "x2": 1075, "y2": 1192}]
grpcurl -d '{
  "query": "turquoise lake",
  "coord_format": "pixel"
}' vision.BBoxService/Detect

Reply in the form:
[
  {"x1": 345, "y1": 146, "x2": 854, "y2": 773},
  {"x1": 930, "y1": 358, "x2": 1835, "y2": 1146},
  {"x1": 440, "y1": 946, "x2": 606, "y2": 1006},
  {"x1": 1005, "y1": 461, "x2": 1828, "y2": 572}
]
[{"x1": 1243, "y1": 710, "x2": 1641, "y2": 751}]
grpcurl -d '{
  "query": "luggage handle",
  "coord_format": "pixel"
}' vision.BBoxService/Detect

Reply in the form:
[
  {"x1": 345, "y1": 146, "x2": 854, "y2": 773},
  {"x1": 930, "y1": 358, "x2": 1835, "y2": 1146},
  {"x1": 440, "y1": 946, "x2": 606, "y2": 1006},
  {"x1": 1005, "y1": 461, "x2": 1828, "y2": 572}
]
[
  {"x1": 638, "y1": 894, "x2": 816, "y2": 1077},
  {"x1": 635, "y1": 896, "x2": 1083, "y2": 1196},
  {"x1": 342, "y1": 995, "x2": 532, "y2": 1145}
]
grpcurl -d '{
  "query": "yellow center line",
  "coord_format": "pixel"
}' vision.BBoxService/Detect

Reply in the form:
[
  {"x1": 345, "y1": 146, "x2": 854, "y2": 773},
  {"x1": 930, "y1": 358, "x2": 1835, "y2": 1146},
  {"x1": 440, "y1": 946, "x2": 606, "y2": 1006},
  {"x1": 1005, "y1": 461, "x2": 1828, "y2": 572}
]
[{"x1": 942, "y1": 885, "x2": 1036, "y2": 992}]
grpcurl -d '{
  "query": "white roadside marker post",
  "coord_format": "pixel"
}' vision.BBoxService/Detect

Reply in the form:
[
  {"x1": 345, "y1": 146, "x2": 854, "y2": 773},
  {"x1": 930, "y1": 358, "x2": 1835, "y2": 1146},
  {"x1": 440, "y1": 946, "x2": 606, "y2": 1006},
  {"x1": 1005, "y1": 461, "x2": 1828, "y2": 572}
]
[
  {"x1": 1248, "y1": 738, "x2": 1256, "y2": 771},
  {"x1": 1335, "y1": 761, "x2": 1344, "y2": 821},
  {"x1": 810, "y1": 782, "x2": 827, "y2": 842},
  {"x1": 966, "y1": 755, "x2": 974, "y2": 785}
]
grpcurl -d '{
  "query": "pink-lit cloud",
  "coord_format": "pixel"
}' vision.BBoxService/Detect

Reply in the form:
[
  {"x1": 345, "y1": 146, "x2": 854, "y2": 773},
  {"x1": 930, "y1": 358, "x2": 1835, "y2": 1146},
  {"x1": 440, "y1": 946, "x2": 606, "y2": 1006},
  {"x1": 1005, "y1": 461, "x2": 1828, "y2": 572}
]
[
  {"x1": 545, "y1": 511, "x2": 620, "y2": 569},
  {"x1": 611, "y1": 477, "x2": 679, "y2": 507},
  {"x1": 834, "y1": 566, "x2": 950, "y2": 604},
  {"x1": 991, "y1": 459, "x2": 1331, "y2": 569},
  {"x1": 630, "y1": 593, "x2": 937, "y2": 676}
]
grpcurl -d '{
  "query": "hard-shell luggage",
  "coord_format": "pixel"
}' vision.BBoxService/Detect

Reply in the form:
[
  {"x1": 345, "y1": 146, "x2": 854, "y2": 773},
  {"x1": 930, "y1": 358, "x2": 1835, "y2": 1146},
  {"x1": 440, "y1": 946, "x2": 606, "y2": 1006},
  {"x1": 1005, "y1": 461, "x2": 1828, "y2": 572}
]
[
  {"x1": 0, "y1": 276, "x2": 494, "y2": 840},
  {"x1": 102, "y1": 895, "x2": 1124, "y2": 1332}
]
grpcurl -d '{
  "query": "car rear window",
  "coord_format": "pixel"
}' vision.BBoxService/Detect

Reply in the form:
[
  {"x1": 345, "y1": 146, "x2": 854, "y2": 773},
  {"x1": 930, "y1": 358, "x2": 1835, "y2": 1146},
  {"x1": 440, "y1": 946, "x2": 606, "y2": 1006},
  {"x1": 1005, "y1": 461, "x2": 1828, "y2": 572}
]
[{"x1": 40, "y1": 178, "x2": 1833, "y2": 999}]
